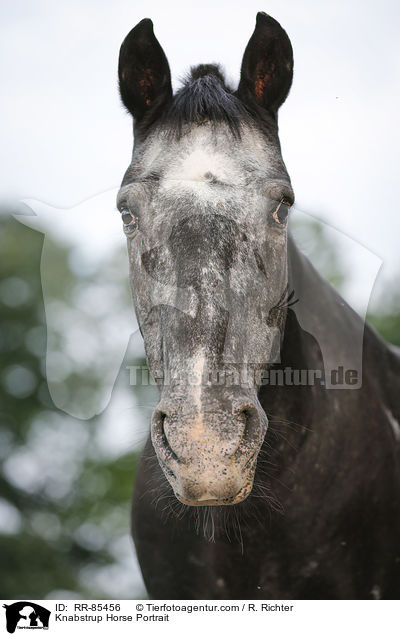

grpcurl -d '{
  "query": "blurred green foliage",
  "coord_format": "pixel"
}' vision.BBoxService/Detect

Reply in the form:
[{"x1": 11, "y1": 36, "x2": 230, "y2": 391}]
[
  {"x1": 368, "y1": 297, "x2": 400, "y2": 347},
  {"x1": 0, "y1": 213, "x2": 146, "y2": 599},
  {"x1": 290, "y1": 215, "x2": 347, "y2": 292}
]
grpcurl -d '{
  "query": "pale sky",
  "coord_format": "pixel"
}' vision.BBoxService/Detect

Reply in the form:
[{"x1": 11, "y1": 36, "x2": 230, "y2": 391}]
[{"x1": 1, "y1": 0, "x2": 400, "y2": 311}]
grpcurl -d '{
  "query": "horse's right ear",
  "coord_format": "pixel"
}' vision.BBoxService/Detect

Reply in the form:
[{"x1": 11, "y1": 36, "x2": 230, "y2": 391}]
[{"x1": 118, "y1": 18, "x2": 172, "y2": 123}]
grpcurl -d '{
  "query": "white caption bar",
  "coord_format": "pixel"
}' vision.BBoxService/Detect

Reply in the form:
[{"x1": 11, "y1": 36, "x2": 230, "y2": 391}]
[{"x1": 1, "y1": 599, "x2": 399, "y2": 636}]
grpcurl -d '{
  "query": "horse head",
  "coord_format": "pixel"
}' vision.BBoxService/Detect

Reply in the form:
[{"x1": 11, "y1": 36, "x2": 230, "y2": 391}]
[{"x1": 118, "y1": 13, "x2": 294, "y2": 505}]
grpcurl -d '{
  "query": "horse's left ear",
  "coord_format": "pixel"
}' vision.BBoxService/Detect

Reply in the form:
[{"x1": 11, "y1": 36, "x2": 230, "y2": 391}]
[
  {"x1": 118, "y1": 18, "x2": 172, "y2": 123},
  {"x1": 237, "y1": 12, "x2": 293, "y2": 116}
]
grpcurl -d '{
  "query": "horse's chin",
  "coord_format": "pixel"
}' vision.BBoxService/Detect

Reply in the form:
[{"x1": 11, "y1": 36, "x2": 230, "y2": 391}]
[
  {"x1": 175, "y1": 484, "x2": 253, "y2": 507},
  {"x1": 169, "y1": 464, "x2": 256, "y2": 507}
]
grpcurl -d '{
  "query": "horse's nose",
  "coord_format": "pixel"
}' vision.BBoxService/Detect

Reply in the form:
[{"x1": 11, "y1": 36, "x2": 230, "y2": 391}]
[
  {"x1": 151, "y1": 406, "x2": 180, "y2": 465},
  {"x1": 150, "y1": 396, "x2": 268, "y2": 505},
  {"x1": 151, "y1": 397, "x2": 267, "y2": 465}
]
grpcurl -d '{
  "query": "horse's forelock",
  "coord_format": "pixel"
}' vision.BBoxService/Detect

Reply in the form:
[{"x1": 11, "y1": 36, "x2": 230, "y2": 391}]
[{"x1": 160, "y1": 64, "x2": 252, "y2": 139}]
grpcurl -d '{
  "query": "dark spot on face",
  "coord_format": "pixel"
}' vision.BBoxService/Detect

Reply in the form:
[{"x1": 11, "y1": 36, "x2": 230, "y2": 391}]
[
  {"x1": 204, "y1": 172, "x2": 220, "y2": 184},
  {"x1": 168, "y1": 214, "x2": 239, "y2": 288},
  {"x1": 140, "y1": 246, "x2": 172, "y2": 286},
  {"x1": 254, "y1": 248, "x2": 267, "y2": 278},
  {"x1": 141, "y1": 247, "x2": 158, "y2": 273}
]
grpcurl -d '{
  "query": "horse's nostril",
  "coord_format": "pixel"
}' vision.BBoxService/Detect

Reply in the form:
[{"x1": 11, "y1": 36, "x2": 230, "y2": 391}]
[
  {"x1": 236, "y1": 403, "x2": 257, "y2": 424},
  {"x1": 235, "y1": 403, "x2": 261, "y2": 445},
  {"x1": 152, "y1": 409, "x2": 180, "y2": 463},
  {"x1": 159, "y1": 412, "x2": 169, "y2": 452}
]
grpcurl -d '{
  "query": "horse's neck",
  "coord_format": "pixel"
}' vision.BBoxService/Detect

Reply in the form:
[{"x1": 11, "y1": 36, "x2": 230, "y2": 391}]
[
  {"x1": 259, "y1": 234, "x2": 397, "y2": 452},
  {"x1": 258, "y1": 235, "x2": 365, "y2": 445},
  {"x1": 285, "y1": 234, "x2": 367, "y2": 379},
  {"x1": 285, "y1": 235, "x2": 398, "y2": 387}
]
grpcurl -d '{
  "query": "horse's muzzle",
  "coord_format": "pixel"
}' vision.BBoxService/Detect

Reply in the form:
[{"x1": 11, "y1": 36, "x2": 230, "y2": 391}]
[{"x1": 151, "y1": 394, "x2": 268, "y2": 505}]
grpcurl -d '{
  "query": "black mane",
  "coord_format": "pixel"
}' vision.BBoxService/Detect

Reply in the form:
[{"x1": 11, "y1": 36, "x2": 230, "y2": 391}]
[{"x1": 162, "y1": 64, "x2": 252, "y2": 137}]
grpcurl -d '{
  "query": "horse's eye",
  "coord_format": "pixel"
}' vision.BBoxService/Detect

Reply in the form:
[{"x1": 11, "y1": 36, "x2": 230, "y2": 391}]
[
  {"x1": 120, "y1": 208, "x2": 138, "y2": 232},
  {"x1": 121, "y1": 209, "x2": 133, "y2": 224},
  {"x1": 273, "y1": 200, "x2": 291, "y2": 225}
]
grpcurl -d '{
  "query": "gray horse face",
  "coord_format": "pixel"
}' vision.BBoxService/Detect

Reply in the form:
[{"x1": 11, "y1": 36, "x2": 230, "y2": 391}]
[{"x1": 117, "y1": 13, "x2": 294, "y2": 505}]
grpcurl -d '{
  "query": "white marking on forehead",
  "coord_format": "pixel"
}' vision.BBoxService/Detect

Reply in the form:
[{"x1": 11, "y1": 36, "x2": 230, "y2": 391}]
[
  {"x1": 163, "y1": 128, "x2": 244, "y2": 195},
  {"x1": 165, "y1": 146, "x2": 235, "y2": 183},
  {"x1": 140, "y1": 124, "x2": 273, "y2": 199}
]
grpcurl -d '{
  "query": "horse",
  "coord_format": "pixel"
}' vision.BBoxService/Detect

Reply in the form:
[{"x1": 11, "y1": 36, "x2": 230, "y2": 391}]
[{"x1": 116, "y1": 13, "x2": 400, "y2": 599}]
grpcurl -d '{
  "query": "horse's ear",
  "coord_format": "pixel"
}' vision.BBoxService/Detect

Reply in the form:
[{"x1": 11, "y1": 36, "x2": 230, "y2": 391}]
[
  {"x1": 237, "y1": 12, "x2": 293, "y2": 116},
  {"x1": 118, "y1": 18, "x2": 172, "y2": 123}
]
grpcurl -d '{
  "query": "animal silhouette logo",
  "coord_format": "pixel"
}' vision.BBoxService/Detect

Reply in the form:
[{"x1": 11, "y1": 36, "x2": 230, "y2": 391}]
[
  {"x1": 13, "y1": 191, "x2": 381, "y2": 420},
  {"x1": 2, "y1": 602, "x2": 50, "y2": 633}
]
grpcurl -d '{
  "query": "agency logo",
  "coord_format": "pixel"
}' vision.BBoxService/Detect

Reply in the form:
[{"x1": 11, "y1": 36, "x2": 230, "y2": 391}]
[{"x1": 2, "y1": 603, "x2": 51, "y2": 633}]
